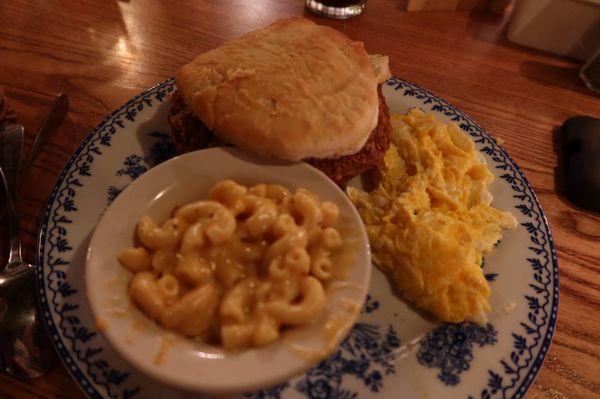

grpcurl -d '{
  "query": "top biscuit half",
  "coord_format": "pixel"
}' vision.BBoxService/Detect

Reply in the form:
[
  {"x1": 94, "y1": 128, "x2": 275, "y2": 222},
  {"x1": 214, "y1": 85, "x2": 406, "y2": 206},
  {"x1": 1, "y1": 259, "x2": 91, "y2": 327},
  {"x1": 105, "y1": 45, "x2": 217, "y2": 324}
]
[{"x1": 176, "y1": 17, "x2": 390, "y2": 161}]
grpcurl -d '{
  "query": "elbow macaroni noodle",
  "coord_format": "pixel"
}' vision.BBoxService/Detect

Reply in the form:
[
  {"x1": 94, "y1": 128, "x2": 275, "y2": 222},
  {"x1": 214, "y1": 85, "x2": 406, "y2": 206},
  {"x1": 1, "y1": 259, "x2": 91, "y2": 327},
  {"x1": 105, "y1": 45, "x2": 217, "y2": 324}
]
[{"x1": 118, "y1": 180, "x2": 349, "y2": 350}]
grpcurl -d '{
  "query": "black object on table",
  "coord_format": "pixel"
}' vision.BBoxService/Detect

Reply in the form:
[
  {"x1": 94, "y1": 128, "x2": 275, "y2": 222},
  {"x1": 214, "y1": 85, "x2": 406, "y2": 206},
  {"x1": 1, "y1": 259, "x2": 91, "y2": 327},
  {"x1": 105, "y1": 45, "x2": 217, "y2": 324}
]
[{"x1": 560, "y1": 116, "x2": 600, "y2": 213}]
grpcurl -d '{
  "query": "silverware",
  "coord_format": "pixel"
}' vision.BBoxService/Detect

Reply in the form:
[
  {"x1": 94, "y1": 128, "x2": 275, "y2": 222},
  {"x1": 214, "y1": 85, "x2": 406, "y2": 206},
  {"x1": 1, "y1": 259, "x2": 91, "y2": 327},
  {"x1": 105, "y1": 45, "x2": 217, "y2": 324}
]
[
  {"x1": 0, "y1": 93, "x2": 69, "y2": 269},
  {"x1": 0, "y1": 121, "x2": 25, "y2": 273},
  {"x1": 0, "y1": 166, "x2": 55, "y2": 379},
  {"x1": 18, "y1": 93, "x2": 69, "y2": 186},
  {"x1": 0, "y1": 94, "x2": 67, "y2": 379},
  {"x1": 0, "y1": 121, "x2": 23, "y2": 214}
]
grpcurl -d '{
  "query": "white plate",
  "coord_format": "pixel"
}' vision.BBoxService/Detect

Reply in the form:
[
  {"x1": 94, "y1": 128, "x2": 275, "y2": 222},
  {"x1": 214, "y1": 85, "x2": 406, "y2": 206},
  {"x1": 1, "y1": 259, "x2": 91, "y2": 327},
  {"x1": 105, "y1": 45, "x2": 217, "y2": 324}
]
[
  {"x1": 85, "y1": 147, "x2": 371, "y2": 394},
  {"x1": 37, "y1": 77, "x2": 558, "y2": 399}
]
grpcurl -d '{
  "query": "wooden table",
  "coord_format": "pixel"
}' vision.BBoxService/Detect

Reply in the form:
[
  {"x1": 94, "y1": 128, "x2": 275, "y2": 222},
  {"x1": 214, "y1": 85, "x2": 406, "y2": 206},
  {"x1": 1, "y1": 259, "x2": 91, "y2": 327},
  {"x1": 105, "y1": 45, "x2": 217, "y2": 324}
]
[{"x1": 0, "y1": 0, "x2": 598, "y2": 398}]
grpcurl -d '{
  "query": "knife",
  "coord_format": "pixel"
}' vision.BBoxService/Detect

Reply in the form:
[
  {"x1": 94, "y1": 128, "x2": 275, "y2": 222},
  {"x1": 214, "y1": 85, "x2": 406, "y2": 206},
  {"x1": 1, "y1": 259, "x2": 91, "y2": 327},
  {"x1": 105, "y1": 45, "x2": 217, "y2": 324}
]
[
  {"x1": 18, "y1": 93, "x2": 69, "y2": 187},
  {"x1": 0, "y1": 121, "x2": 24, "y2": 205}
]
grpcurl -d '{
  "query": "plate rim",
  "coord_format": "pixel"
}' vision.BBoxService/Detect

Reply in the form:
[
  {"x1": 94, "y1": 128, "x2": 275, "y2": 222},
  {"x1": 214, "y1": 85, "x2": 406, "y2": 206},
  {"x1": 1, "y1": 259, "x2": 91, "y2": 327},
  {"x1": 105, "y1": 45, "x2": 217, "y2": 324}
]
[
  {"x1": 384, "y1": 77, "x2": 559, "y2": 398},
  {"x1": 36, "y1": 76, "x2": 559, "y2": 399},
  {"x1": 36, "y1": 78, "x2": 176, "y2": 399}
]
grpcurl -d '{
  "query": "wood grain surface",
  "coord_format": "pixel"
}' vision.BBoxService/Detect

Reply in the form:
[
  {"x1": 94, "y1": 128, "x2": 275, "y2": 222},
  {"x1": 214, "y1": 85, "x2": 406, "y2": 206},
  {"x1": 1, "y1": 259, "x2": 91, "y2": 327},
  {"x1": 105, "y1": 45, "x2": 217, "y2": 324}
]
[{"x1": 0, "y1": 1, "x2": 599, "y2": 398}]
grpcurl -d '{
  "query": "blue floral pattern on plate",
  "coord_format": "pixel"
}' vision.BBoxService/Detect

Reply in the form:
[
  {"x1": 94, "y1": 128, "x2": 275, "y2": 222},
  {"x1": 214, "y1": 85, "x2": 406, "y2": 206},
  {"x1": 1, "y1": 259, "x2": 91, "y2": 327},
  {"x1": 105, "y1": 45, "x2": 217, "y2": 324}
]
[
  {"x1": 248, "y1": 322, "x2": 400, "y2": 399},
  {"x1": 36, "y1": 77, "x2": 558, "y2": 399},
  {"x1": 385, "y1": 77, "x2": 558, "y2": 398},
  {"x1": 417, "y1": 323, "x2": 497, "y2": 386}
]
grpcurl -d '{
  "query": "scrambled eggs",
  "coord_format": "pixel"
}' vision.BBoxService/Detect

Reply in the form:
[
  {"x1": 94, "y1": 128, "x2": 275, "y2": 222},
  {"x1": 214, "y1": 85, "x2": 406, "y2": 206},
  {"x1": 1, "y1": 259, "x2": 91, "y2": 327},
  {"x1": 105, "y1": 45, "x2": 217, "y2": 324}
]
[{"x1": 348, "y1": 109, "x2": 517, "y2": 323}]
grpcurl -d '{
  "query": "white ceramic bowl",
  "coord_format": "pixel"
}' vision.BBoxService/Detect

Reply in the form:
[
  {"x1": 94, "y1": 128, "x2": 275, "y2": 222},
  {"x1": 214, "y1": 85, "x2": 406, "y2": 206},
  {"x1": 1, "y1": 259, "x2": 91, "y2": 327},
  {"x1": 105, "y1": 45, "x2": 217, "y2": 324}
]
[{"x1": 85, "y1": 147, "x2": 371, "y2": 394}]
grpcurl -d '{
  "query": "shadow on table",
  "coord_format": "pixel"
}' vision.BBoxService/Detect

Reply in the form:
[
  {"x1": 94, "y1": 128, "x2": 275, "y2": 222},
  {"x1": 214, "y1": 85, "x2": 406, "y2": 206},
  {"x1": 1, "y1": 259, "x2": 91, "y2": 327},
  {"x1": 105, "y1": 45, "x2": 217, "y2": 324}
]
[
  {"x1": 519, "y1": 61, "x2": 595, "y2": 97},
  {"x1": 465, "y1": 10, "x2": 594, "y2": 97}
]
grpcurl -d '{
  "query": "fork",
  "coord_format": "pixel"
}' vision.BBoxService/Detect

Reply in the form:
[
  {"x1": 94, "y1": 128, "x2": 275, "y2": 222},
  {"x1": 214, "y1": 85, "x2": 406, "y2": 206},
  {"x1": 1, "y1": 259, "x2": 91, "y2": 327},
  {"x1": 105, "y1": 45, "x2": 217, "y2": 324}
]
[
  {"x1": 0, "y1": 166, "x2": 55, "y2": 379},
  {"x1": 0, "y1": 93, "x2": 68, "y2": 379}
]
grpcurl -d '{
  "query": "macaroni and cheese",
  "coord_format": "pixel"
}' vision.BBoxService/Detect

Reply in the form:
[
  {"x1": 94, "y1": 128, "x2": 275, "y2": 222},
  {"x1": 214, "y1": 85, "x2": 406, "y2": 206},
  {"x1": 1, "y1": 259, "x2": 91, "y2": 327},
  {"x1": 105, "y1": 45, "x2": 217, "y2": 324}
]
[{"x1": 118, "y1": 180, "x2": 349, "y2": 350}]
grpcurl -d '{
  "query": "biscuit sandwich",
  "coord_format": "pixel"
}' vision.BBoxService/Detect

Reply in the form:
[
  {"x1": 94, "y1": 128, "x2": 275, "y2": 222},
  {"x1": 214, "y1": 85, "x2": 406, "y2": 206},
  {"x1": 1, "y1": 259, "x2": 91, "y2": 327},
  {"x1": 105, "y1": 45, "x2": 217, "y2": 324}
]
[{"x1": 168, "y1": 17, "x2": 392, "y2": 184}]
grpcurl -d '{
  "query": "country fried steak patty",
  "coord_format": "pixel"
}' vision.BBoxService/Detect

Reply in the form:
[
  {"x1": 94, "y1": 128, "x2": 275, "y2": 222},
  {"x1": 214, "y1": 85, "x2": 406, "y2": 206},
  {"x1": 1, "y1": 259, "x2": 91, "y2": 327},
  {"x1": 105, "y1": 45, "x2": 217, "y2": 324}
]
[{"x1": 167, "y1": 86, "x2": 392, "y2": 185}]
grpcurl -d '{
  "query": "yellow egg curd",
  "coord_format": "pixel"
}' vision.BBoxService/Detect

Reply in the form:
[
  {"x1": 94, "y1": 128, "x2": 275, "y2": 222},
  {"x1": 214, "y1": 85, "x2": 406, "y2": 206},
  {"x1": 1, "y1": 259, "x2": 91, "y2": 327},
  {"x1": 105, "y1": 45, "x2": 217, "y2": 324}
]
[{"x1": 348, "y1": 109, "x2": 517, "y2": 323}]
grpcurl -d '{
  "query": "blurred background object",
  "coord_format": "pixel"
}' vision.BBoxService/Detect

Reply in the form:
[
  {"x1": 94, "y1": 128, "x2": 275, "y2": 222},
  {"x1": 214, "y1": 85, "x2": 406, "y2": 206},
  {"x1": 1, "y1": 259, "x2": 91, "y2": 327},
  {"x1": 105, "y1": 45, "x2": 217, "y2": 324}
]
[
  {"x1": 398, "y1": 0, "x2": 512, "y2": 12},
  {"x1": 506, "y1": 0, "x2": 600, "y2": 94},
  {"x1": 580, "y1": 47, "x2": 600, "y2": 93},
  {"x1": 507, "y1": 0, "x2": 600, "y2": 61},
  {"x1": 305, "y1": 0, "x2": 366, "y2": 18}
]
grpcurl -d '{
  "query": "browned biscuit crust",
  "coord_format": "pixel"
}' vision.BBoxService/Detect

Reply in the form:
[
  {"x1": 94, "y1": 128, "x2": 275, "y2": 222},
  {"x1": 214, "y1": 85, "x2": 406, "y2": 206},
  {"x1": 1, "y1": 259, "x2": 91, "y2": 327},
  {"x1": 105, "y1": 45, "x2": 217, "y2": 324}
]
[
  {"x1": 167, "y1": 85, "x2": 391, "y2": 185},
  {"x1": 176, "y1": 17, "x2": 382, "y2": 161},
  {"x1": 306, "y1": 86, "x2": 391, "y2": 184}
]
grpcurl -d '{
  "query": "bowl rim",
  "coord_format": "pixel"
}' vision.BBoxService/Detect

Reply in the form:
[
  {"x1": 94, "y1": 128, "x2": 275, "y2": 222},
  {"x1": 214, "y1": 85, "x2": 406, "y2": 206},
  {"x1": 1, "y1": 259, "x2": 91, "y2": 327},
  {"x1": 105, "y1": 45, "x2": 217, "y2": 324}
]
[{"x1": 84, "y1": 147, "x2": 372, "y2": 394}]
